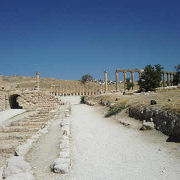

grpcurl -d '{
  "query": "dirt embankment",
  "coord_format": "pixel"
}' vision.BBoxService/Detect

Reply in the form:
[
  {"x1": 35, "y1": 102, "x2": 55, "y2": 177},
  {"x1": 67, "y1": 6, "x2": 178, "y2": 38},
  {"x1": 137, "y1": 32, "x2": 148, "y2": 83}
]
[{"x1": 83, "y1": 89, "x2": 180, "y2": 141}]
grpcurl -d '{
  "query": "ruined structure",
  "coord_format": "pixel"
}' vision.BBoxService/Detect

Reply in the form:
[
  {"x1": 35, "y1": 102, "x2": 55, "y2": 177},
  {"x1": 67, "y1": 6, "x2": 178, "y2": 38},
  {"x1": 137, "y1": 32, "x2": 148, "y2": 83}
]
[
  {"x1": 0, "y1": 72, "x2": 61, "y2": 112},
  {"x1": 104, "y1": 69, "x2": 176, "y2": 92},
  {"x1": 0, "y1": 90, "x2": 61, "y2": 112},
  {"x1": 50, "y1": 84, "x2": 104, "y2": 96}
]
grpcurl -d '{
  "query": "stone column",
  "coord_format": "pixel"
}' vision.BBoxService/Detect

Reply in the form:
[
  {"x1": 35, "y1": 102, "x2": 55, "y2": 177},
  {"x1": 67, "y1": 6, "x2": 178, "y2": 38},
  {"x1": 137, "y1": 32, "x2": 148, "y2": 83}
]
[
  {"x1": 167, "y1": 72, "x2": 170, "y2": 86},
  {"x1": 104, "y1": 71, "x2": 108, "y2": 92},
  {"x1": 131, "y1": 71, "x2": 134, "y2": 90},
  {"x1": 36, "y1": 72, "x2": 40, "y2": 91},
  {"x1": 163, "y1": 72, "x2": 166, "y2": 87},
  {"x1": 170, "y1": 72, "x2": 173, "y2": 86},
  {"x1": 115, "y1": 70, "x2": 119, "y2": 91},
  {"x1": 50, "y1": 85, "x2": 53, "y2": 95},
  {"x1": 123, "y1": 71, "x2": 126, "y2": 91}
]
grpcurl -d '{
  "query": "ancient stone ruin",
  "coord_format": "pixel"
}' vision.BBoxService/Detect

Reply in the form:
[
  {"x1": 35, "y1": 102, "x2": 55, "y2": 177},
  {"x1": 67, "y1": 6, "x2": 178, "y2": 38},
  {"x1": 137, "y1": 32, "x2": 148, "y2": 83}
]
[{"x1": 104, "y1": 69, "x2": 176, "y2": 92}]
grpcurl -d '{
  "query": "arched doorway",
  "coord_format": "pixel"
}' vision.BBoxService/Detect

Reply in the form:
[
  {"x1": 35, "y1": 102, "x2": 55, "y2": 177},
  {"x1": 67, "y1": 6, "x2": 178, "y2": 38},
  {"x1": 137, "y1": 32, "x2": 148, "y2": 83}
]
[{"x1": 9, "y1": 94, "x2": 22, "y2": 109}]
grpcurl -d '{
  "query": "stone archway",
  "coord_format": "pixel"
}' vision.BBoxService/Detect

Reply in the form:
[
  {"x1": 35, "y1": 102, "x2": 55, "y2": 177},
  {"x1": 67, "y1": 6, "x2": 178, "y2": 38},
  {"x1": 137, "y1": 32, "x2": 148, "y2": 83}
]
[{"x1": 9, "y1": 94, "x2": 22, "y2": 109}]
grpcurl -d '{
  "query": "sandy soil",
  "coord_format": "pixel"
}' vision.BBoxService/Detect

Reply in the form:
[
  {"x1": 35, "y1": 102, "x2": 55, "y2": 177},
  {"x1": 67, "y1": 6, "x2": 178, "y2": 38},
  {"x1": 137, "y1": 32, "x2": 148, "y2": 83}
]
[
  {"x1": 64, "y1": 96, "x2": 180, "y2": 180},
  {"x1": 25, "y1": 118, "x2": 62, "y2": 180}
]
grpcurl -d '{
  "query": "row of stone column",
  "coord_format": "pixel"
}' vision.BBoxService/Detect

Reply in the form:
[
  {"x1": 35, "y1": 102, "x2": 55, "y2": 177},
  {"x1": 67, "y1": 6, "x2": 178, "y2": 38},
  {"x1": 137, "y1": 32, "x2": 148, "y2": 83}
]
[
  {"x1": 162, "y1": 71, "x2": 176, "y2": 87},
  {"x1": 104, "y1": 70, "x2": 176, "y2": 92},
  {"x1": 50, "y1": 85, "x2": 104, "y2": 96},
  {"x1": 104, "y1": 70, "x2": 142, "y2": 92},
  {"x1": 115, "y1": 70, "x2": 142, "y2": 91}
]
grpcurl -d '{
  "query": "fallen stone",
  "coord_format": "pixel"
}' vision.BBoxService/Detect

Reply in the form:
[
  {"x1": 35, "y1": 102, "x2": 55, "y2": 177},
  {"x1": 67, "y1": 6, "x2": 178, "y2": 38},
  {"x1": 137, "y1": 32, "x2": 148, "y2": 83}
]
[
  {"x1": 60, "y1": 151, "x2": 70, "y2": 158},
  {"x1": 140, "y1": 120, "x2": 155, "y2": 130},
  {"x1": 50, "y1": 158, "x2": 70, "y2": 170},
  {"x1": 53, "y1": 164, "x2": 69, "y2": 174},
  {"x1": 60, "y1": 141, "x2": 70, "y2": 149}
]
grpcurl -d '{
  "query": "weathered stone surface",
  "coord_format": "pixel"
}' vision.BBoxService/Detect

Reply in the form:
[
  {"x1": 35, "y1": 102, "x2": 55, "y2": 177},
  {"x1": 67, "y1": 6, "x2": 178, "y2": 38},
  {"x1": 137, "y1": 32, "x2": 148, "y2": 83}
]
[
  {"x1": 140, "y1": 120, "x2": 154, "y2": 130},
  {"x1": 60, "y1": 141, "x2": 70, "y2": 149},
  {"x1": 6, "y1": 172, "x2": 35, "y2": 180},
  {"x1": 51, "y1": 157, "x2": 70, "y2": 174},
  {"x1": 129, "y1": 106, "x2": 180, "y2": 139},
  {"x1": 60, "y1": 151, "x2": 70, "y2": 158},
  {"x1": 53, "y1": 164, "x2": 69, "y2": 174},
  {"x1": 2, "y1": 156, "x2": 34, "y2": 180}
]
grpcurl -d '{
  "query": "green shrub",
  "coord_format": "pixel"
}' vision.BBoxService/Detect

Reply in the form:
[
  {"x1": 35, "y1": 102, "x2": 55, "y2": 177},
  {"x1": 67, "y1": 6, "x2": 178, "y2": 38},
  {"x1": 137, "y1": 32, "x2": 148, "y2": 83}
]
[
  {"x1": 80, "y1": 96, "x2": 85, "y2": 104},
  {"x1": 105, "y1": 104, "x2": 125, "y2": 118},
  {"x1": 126, "y1": 78, "x2": 134, "y2": 90},
  {"x1": 138, "y1": 64, "x2": 163, "y2": 91}
]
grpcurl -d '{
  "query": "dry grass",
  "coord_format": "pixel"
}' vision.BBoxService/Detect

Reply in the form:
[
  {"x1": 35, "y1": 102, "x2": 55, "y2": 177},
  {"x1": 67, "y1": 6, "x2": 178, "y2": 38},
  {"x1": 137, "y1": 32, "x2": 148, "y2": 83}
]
[
  {"x1": 1, "y1": 76, "x2": 101, "y2": 90},
  {"x1": 88, "y1": 88, "x2": 180, "y2": 112}
]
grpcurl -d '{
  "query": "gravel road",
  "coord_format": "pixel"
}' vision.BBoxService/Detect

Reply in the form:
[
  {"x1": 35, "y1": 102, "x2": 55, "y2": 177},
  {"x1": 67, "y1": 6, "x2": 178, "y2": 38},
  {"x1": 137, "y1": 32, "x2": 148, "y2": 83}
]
[{"x1": 64, "y1": 97, "x2": 180, "y2": 180}]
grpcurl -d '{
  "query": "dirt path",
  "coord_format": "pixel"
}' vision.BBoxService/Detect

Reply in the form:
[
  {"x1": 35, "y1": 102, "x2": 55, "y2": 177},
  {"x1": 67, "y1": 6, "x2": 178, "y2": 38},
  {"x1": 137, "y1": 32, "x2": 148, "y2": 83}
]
[
  {"x1": 25, "y1": 114, "x2": 63, "y2": 180},
  {"x1": 24, "y1": 96, "x2": 180, "y2": 180},
  {"x1": 64, "y1": 97, "x2": 180, "y2": 180}
]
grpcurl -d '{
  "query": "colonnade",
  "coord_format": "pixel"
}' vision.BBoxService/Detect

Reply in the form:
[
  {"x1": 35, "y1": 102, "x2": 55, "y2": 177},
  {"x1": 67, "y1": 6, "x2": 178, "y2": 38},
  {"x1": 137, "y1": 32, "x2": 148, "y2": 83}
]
[
  {"x1": 50, "y1": 85, "x2": 104, "y2": 96},
  {"x1": 104, "y1": 69, "x2": 143, "y2": 91},
  {"x1": 104, "y1": 69, "x2": 176, "y2": 92},
  {"x1": 162, "y1": 71, "x2": 176, "y2": 86}
]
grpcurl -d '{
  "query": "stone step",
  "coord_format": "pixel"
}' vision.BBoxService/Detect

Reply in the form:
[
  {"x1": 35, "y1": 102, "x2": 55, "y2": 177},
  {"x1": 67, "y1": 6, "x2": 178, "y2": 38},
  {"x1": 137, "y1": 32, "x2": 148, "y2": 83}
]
[
  {"x1": 0, "y1": 127, "x2": 39, "y2": 133},
  {"x1": 10, "y1": 121, "x2": 45, "y2": 126},
  {"x1": 0, "y1": 144, "x2": 17, "y2": 154},
  {"x1": 0, "y1": 133, "x2": 32, "y2": 140}
]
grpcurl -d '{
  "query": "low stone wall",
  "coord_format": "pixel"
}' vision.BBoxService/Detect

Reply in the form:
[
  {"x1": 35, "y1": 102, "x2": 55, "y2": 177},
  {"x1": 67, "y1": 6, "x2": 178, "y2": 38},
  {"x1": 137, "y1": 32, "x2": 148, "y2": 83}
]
[
  {"x1": 129, "y1": 106, "x2": 180, "y2": 139},
  {"x1": 83, "y1": 95, "x2": 180, "y2": 140}
]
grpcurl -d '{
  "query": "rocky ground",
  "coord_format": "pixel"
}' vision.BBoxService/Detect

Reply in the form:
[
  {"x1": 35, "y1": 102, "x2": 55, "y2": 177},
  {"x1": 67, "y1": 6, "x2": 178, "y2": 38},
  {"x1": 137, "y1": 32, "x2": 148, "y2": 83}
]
[{"x1": 0, "y1": 96, "x2": 180, "y2": 179}]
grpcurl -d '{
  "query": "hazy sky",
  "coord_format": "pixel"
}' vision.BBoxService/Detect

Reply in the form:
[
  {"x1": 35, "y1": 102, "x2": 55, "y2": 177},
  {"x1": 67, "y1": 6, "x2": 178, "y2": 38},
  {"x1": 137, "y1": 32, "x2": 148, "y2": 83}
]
[{"x1": 0, "y1": 0, "x2": 180, "y2": 80}]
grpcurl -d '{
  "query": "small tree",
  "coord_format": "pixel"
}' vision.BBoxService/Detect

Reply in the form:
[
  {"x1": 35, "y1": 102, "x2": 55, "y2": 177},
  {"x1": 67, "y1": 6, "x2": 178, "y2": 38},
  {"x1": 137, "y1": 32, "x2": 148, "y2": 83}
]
[
  {"x1": 138, "y1": 64, "x2": 163, "y2": 91},
  {"x1": 81, "y1": 74, "x2": 93, "y2": 84},
  {"x1": 173, "y1": 64, "x2": 180, "y2": 85},
  {"x1": 126, "y1": 78, "x2": 134, "y2": 90}
]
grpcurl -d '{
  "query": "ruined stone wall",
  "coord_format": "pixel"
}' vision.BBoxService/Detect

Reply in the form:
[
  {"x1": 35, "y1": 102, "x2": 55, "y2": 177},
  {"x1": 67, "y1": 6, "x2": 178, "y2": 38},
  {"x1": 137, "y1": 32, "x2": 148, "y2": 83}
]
[
  {"x1": 0, "y1": 91, "x2": 9, "y2": 111},
  {"x1": 0, "y1": 90, "x2": 62, "y2": 112},
  {"x1": 129, "y1": 106, "x2": 180, "y2": 139},
  {"x1": 0, "y1": 91, "x2": 6, "y2": 111},
  {"x1": 17, "y1": 91, "x2": 61, "y2": 111}
]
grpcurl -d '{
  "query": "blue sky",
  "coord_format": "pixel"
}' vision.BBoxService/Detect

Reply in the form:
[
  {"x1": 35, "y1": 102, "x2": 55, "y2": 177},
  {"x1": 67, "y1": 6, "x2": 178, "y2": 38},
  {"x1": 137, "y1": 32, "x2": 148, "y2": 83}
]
[{"x1": 0, "y1": 0, "x2": 179, "y2": 80}]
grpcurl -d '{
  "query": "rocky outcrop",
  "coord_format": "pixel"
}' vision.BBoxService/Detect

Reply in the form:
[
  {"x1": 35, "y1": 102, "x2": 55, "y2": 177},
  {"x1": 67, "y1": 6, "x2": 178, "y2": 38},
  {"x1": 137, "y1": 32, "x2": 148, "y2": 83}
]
[{"x1": 129, "y1": 105, "x2": 180, "y2": 140}]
